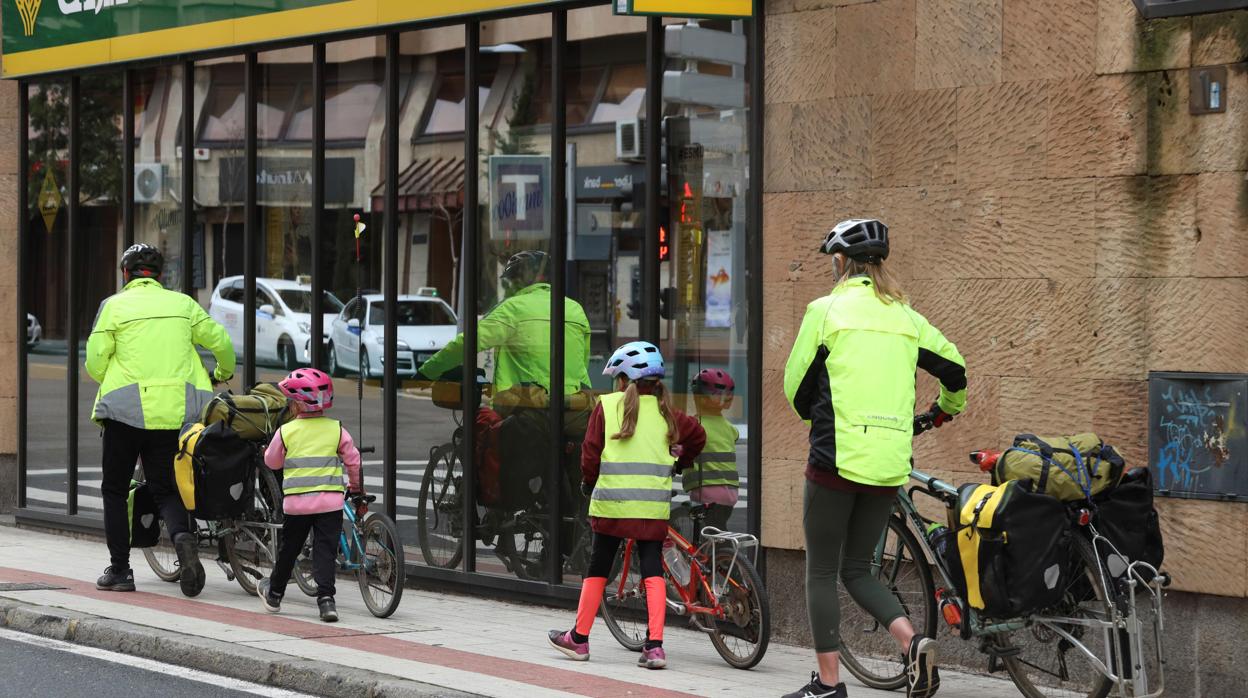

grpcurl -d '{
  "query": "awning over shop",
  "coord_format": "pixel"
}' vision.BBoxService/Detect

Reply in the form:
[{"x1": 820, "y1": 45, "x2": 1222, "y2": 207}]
[{"x1": 370, "y1": 158, "x2": 465, "y2": 213}]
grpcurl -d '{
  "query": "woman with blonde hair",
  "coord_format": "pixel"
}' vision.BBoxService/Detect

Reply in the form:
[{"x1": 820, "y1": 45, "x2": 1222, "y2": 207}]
[
  {"x1": 782, "y1": 219, "x2": 967, "y2": 698},
  {"x1": 548, "y1": 341, "x2": 706, "y2": 670}
]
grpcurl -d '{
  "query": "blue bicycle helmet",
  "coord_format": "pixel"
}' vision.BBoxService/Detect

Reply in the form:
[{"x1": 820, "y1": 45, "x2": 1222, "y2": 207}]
[{"x1": 603, "y1": 341, "x2": 665, "y2": 381}]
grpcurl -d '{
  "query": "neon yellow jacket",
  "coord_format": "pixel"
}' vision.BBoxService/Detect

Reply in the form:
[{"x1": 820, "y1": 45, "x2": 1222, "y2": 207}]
[
  {"x1": 783, "y1": 277, "x2": 966, "y2": 487},
  {"x1": 278, "y1": 417, "x2": 345, "y2": 496},
  {"x1": 86, "y1": 278, "x2": 236, "y2": 430},
  {"x1": 419, "y1": 282, "x2": 592, "y2": 394}
]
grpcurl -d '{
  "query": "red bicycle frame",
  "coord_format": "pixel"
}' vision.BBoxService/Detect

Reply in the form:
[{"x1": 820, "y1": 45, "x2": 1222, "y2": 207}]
[{"x1": 614, "y1": 526, "x2": 728, "y2": 620}]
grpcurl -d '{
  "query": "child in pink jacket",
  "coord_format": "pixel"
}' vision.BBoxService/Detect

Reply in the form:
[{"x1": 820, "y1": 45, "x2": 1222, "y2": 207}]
[{"x1": 259, "y1": 368, "x2": 362, "y2": 622}]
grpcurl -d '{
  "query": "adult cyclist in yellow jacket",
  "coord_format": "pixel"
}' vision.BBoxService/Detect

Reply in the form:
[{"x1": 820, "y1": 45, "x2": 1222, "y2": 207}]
[
  {"x1": 782, "y1": 220, "x2": 966, "y2": 698},
  {"x1": 87, "y1": 244, "x2": 236, "y2": 596},
  {"x1": 418, "y1": 250, "x2": 592, "y2": 405}
]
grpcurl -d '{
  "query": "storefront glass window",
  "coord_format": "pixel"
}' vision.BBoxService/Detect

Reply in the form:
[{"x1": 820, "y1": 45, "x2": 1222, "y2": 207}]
[
  {"x1": 591, "y1": 64, "x2": 646, "y2": 123},
  {"x1": 76, "y1": 73, "x2": 125, "y2": 502},
  {"x1": 133, "y1": 65, "x2": 185, "y2": 292},
  {"x1": 24, "y1": 79, "x2": 71, "y2": 511},
  {"x1": 419, "y1": 52, "x2": 498, "y2": 137}
]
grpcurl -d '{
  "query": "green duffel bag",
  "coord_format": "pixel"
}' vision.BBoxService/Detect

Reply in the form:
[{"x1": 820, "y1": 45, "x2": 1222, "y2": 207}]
[
  {"x1": 201, "y1": 382, "x2": 294, "y2": 441},
  {"x1": 992, "y1": 433, "x2": 1125, "y2": 502}
]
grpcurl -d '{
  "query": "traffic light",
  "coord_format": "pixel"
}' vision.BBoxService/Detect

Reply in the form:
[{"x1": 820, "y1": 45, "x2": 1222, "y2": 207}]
[{"x1": 659, "y1": 287, "x2": 676, "y2": 320}]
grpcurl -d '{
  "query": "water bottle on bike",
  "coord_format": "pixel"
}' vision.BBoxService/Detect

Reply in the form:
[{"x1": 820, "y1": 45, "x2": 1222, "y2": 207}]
[{"x1": 662, "y1": 538, "x2": 691, "y2": 586}]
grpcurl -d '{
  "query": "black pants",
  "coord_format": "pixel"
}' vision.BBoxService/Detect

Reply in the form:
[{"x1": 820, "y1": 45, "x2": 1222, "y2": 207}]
[
  {"x1": 269, "y1": 509, "x2": 342, "y2": 599},
  {"x1": 101, "y1": 420, "x2": 190, "y2": 571},
  {"x1": 586, "y1": 533, "x2": 663, "y2": 580}
]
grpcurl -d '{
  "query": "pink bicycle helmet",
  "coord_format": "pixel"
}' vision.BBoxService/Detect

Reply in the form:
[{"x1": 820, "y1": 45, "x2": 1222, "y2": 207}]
[
  {"x1": 691, "y1": 368, "x2": 735, "y2": 397},
  {"x1": 279, "y1": 368, "x2": 334, "y2": 411}
]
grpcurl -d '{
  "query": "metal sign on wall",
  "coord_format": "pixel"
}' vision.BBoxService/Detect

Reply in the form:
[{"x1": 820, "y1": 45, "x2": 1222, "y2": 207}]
[
  {"x1": 1, "y1": 0, "x2": 573, "y2": 78},
  {"x1": 614, "y1": 0, "x2": 752, "y2": 17},
  {"x1": 218, "y1": 157, "x2": 355, "y2": 205},
  {"x1": 488, "y1": 155, "x2": 550, "y2": 241},
  {"x1": 1148, "y1": 371, "x2": 1248, "y2": 502}
]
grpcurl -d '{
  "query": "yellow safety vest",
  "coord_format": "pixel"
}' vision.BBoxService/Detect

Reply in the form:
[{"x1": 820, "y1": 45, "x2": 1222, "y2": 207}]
[
  {"x1": 683, "y1": 415, "x2": 740, "y2": 491},
  {"x1": 279, "y1": 417, "x2": 345, "y2": 496},
  {"x1": 589, "y1": 392, "x2": 675, "y2": 520}
]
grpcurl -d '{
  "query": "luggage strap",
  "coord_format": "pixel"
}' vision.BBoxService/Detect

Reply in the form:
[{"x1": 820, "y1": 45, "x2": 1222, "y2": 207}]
[{"x1": 1006, "y1": 443, "x2": 1094, "y2": 501}]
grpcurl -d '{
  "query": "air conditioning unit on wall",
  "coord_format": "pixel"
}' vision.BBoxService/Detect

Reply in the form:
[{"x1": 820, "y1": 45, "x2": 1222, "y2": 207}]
[
  {"x1": 616, "y1": 119, "x2": 645, "y2": 162},
  {"x1": 134, "y1": 163, "x2": 163, "y2": 203}
]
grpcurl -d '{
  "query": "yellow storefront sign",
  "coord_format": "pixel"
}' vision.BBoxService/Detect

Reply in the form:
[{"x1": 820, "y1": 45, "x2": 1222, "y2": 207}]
[{"x1": 614, "y1": 0, "x2": 752, "y2": 17}]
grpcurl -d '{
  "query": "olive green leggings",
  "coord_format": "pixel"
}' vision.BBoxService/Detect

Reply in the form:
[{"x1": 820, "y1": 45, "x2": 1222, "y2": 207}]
[{"x1": 804, "y1": 481, "x2": 906, "y2": 653}]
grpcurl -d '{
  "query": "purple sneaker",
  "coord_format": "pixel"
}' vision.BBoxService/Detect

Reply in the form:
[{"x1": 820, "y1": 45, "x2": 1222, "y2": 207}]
[
  {"x1": 638, "y1": 646, "x2": 667, "y2": 669},
  {"x1": 548, "y1": 630, "x2": 589, "y2": 661}
]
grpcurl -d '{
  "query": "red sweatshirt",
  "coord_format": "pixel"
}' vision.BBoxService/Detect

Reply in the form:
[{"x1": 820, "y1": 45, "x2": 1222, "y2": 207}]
[{"x1": 581, "y1": 386, "x2": 706, "y2": 541}]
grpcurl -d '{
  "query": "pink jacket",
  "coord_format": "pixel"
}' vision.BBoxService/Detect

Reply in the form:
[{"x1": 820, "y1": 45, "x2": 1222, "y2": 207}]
[{"x1": 264, "y1": 413, "x2": 363, "y2": 516}]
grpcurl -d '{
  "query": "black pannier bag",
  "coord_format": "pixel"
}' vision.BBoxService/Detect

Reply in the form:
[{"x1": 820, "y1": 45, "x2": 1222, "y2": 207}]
[
  {"x1": 128, "y1": 480, "x2": 161, "y2": 548},
  {"x1": 175, "y1": 421, "x2": 256, "y2": 520},
  {"x1": 1092, "y1": 467, "x2": 1165, "y2": 581},
  {"x1": 948, "y1": 479, "x2": 1073, "y2": 619}
]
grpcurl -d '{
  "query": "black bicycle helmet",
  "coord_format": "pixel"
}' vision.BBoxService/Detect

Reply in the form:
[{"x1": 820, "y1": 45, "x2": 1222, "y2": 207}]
[
  {"x1": 501, "y1": 250, "x2": 549, "y2": 290},
  {"x1": 120, "y1": 243, "x2": 164, "y2": 278},
  {"x1": 820, "y1": 218, "x2": 889, "y2": 263}
]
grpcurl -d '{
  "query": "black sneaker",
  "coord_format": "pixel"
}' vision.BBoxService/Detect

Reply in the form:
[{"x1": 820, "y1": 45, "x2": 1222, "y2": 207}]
[
  {"x1": 318, "y1": 596, "x2": 338, "y2": 623},
  {"x1": 96, "y1": 566, "x2": 135, "y2": 592},
  {"x1": 258, "y1": 579, "x2": 281, "y2": 613},
  {"x1": 907, "y1": 635, "x2": 941, "y2": 698},
  {"x1": 174, "y1": 532, "x2": 205, "y2": 598},
  {"x1": 781, "y1": 672, "x2": 846, "y2": 698}
]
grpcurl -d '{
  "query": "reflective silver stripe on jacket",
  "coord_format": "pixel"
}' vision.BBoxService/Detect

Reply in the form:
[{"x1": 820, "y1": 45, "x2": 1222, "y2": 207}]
[
  {"x1": 286, "y1": 456, "x2": 342, "y2": 470},
  {"x1": 590, "y1": 487, "x2": 671, "y2": 503},
  {"x1": 94, "y1": 383, "x2": 145, "y2": 428},
  {"x1": 186, "y1": 382, "x2": 214, "y2": 425},
  {"x1": 694, "y1": 452, "x2": 738, "y2": 463},
  {"x1": 283, "y1": 474, "x2": 345, "y2": 490},
  {"x1": 598, "y1": 461, "x2": 672, "y2": 478}
]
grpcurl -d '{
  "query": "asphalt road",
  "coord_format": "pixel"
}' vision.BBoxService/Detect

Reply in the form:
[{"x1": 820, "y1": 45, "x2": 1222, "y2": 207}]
[{"x1": 0, "y1": 627, "x2": 309, "y2": 698}]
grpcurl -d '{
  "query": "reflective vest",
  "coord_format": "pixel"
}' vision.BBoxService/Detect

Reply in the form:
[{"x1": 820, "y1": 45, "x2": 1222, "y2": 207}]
[
  {"x1": 86, "y1": 278, "x2": 236, "y2": 430},
  {"x1": 589, "y1": 392, "x2": 675, "y2": 520},
  {"x1": 683, "y1": 415, "x2": 739, "y2": 491},
  {"x1": 279, "y1": 417, "x2": 346, "y2": 496}
]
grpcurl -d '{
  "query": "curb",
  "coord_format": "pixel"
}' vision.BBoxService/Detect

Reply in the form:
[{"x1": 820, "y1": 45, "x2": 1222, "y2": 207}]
[{"x1": 0, "y1": 598, "x2": 480, "y2": 698}]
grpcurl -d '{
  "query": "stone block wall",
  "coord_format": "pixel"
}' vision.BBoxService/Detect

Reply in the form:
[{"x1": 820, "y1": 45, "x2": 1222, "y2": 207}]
[
  {"x1": 762, "y1": 0, "x2": 1248, "y2": 683},
  {"x1": 0, "y1": 37, "x2": 18, "y2": 512}
]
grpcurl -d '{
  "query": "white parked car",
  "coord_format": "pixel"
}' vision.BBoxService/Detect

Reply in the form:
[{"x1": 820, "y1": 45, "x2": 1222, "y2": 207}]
[
  {"x1": 26, "y1": 313, "x2": 41, "y2": 350},
  {"x1": 325, "y1": 292, "x2": 458, "y2": 378},
  {"x1": 208, "y1": 275, "x2": 344, "y2": 369}
]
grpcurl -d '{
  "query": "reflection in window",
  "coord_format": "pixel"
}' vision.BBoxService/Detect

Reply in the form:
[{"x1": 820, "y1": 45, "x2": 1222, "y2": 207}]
[
  {"x1": 288, "y1": 82, "x2": 382, "y2": 141},
  {"x1": 423, "y1": 74, "x2": 490, "y2": 135},
  {"x1": 592, "y1": 64, "x2": 646, "y2": 123},
  {"x1": 535, "y1": 65, "x2": 604, "y2": 126},
  {"x1": 279, "y1": 289, "x2": 346, "y2": 314},
  {"x1": 368, "y1": 300, "x2": 456, "y2": 326}
]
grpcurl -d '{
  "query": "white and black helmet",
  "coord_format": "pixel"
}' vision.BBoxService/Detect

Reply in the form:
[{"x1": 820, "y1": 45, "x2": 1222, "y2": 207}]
[{"x1": 820, "y1": 218, "x2": 889, "y2": 263}]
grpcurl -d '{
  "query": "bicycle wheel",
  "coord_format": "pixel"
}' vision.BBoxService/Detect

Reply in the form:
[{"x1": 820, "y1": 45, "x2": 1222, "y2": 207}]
[
  {"x1": 142, "y1": 517, "x2": 183, "y2": 583},
  {"x1": 417, "y1": 443, "x2": 464, "y2": 569},
  {"x1": 292, "y1": 539, "x2": 319, "y2": 597},
  {"x1": 358, "y1": 512, "x2": 406, "y2": 618},
  {"x1": 599, "y1": 540, "x2": 648, "y2": 652},
  {"x1": 226, "y1": 465, "x2": 284, "y2": 596},
  {"x1": 998, "y1": 535, "x2": 1115, "y2": 698},
  {"x1": 839, "y1": 515, "x2": 937, "y2": 691},
  {"x1": 706, "y1": 552, "x2": 771, "y2": 669}
]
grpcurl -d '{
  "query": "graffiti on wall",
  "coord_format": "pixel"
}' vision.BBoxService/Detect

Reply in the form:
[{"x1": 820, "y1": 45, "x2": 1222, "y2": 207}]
[{"x1": 1148, "y1": 373, "x2": 1248, "y2": 501}]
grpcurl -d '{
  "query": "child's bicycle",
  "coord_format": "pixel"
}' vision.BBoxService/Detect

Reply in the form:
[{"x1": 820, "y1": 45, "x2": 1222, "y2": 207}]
[
  {"x1": 838, "y1": 414, "x2": 1169, "y2": 698},
  {"x1": 290, "y1": 454, "x2": 406, "y2": 618},
  {"x1": 598, "y1": 500, "x2": 771, "y2": 669}
]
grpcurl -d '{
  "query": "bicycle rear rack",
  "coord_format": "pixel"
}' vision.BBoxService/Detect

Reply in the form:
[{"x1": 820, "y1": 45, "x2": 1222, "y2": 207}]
[
  {"x1": 1031, "y1": 533, "x2": 1168, "y2": 698},
  {"x1": 700, "y1": 527, "x2": 759, "y2": 598}
]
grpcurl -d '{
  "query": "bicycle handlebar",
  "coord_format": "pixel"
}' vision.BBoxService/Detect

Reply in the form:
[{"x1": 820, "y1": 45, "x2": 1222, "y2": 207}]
[
  {"x1": 910, "y1": 413, "x2": 959, "y2": 505},
  {"x1": 359, "y1": 446, "x2": 376, "y2": 454}
]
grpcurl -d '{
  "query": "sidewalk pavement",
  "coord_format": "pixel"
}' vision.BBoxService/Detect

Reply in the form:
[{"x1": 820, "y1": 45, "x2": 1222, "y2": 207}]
[{"x1": 0, "y1": 524, "x2": 1021, "y2": 697}]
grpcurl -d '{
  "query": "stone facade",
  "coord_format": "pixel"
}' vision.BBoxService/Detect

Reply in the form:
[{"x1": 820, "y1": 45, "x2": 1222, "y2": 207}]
[
  {"x1": 0, "y1": 42, "x2": 18, "y2": 512},
  {"x1": 763, "y1": 0, "x2": 1248, "y2": 691}
]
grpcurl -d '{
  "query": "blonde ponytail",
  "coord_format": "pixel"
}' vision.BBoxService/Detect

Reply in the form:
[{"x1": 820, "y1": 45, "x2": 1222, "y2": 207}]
[
  {"x1": 839, "y1": 258, "x2": 908, "y2": 304},
  {"x1": 611, "y1": 378, "x2": 679, "y2": 444}
]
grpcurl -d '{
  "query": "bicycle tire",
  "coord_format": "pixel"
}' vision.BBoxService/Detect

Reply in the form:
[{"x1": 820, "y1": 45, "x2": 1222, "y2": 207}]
[
  {"x1": 599, "y1": 540, "x2": 647, "y2": 652},
  {"x1": 142, "y1": 517, "x2": 183, "y2": 583},
  {"x1": 706, "y1": 552, "x2": 771, "y2": 669},
  {"x1": 417, "y1": 444, "x2": 464, "y2": 569},
  {"x1": 358, "y1": 511, "x2": 406, "y2": 618},
  {"x1": 999, "y1": 534, "x2": 1114, "y2": 698},
  {"x1": 840, "y1": 515, "x2": 937, "y2": 690},
  {"x1": 292, "y1": 540, "x2": 319, "y2": 597},
  {"x1": 227, "y1": 464, "x2": 284, "y2": 597}
]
